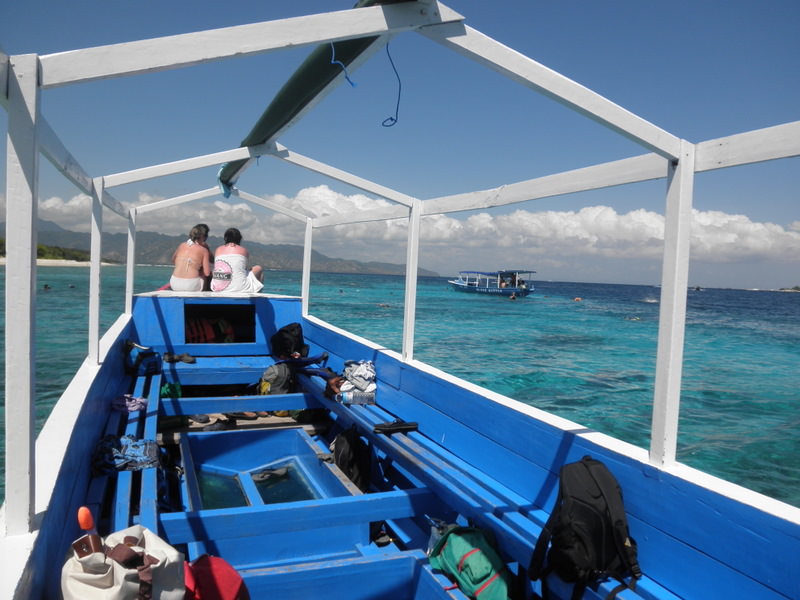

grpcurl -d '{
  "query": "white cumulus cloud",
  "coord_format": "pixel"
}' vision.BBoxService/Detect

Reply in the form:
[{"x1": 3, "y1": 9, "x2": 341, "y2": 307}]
[{"x1": 3, "y1": 185, "x2": 798, "y2": 286}]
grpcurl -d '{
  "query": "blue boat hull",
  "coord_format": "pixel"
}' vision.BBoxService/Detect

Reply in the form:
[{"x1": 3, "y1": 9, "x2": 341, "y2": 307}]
[{"x1": 16, "y1": 292, "x2": 799, "y2": 600}]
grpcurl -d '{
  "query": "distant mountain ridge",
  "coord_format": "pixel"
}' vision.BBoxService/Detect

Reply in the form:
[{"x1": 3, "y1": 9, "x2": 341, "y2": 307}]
[{"x1": 0, "y1": 219, "x2": 439, "y2": 277}]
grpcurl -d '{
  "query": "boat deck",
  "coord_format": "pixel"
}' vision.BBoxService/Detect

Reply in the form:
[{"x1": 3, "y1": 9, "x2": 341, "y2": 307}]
[{"x1": 87, "y1": 349, "x2": 682, "y2": 600}]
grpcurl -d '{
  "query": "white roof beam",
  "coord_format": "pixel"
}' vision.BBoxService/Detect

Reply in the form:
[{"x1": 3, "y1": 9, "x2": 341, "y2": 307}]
[
  {"x1": 103, "y1": 143, "x2": 272, "y2": 188},
  {"x1": 268, "y1": 143, "x2": 416, "y2": 207},
  {"x1": 37, "y1": 118, "x2": 127, "y2": 218},
  {"x1": 134, "y1": 187, "x2": 220, "y2": 215},
  {"x1": 424, "y1": 153, "x2": 669, "y2": 215},
  {"x1": 313, "y1": 204, "x2": 410, "y2": 229},
  {"x1": 695, "y1": 121, "x2": 800, "y2": 172},
  {"x1": 420, "y1": 18, "x2": 682, "y2": 160},
  {"x1": 233, "y1": 188, "x2": 314, "y2": 222},
  {"x1": 38, "y1": 3, "x2": 464, "y2": 88}
]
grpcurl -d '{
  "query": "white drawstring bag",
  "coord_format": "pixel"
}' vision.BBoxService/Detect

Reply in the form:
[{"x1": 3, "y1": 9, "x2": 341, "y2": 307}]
[{"x1": 61, "y1": 524, "x2": 184, "y2": 600}]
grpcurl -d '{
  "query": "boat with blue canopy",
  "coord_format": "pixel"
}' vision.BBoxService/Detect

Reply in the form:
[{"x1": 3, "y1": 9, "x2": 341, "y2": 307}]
[
  {"x1": 449, "y1": 270, "x2": 535, "y2": 297},
  {"x1": 2, "y1": 2, "x2": 799, "y2": 599}
]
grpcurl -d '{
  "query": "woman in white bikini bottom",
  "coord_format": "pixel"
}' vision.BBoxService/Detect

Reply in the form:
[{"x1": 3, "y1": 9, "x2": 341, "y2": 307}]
[{"x1": 169, "y1": 275, "x2": 204, "y2": 292}]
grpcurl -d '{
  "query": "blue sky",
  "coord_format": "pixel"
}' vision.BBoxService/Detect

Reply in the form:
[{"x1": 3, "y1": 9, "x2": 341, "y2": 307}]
[{"x1": 1, "y1": 0, "x2": 798, "y2": 288}]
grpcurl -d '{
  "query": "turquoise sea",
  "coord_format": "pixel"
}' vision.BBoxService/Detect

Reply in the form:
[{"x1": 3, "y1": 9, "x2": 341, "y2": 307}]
[{"x1": 1, "y1": 266, "x2": 798, "y2": 507}]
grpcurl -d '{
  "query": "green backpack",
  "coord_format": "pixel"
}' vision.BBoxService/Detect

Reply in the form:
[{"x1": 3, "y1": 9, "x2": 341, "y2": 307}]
[{"x1": 429, "y1": 525, "x2": 509, "y2": 600}]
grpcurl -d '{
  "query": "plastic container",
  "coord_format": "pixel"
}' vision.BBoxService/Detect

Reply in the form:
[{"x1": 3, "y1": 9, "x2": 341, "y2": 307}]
[{"x1": 335, "y1": 391, "x2": 376, "y2": 405}]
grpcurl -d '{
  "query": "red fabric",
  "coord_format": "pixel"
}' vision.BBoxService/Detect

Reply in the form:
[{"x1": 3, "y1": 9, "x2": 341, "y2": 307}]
[
  {"x1": 184, "y1": 555, "x2": 250, "y2": 600},
  {"x1": 186, "y1": 318, "x2": 216, "y2": 344}
]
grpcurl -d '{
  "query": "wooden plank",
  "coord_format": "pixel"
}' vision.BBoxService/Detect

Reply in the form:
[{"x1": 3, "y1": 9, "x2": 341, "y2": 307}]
[
  {"x1": 316, "y1": 396, "x2": 536, "y2": 565},
  {"x1": 3, "y1": 53, "x2": 39, "y2": 535},
  {"x1": 160, "y1": 488, "x2": 438, "y2": 544},
  {"x1": 112, "y1": 376, "x2": 149, "y2": 530},
  {"x1": 695, "y1": 120, "x2": 800, "y2": 172},
  {"x1": 138, "y1": 373, "x2": 162, "y2": 531},
  {"x1": 38, "y1": 4, "x2": 463, "y2": 88},
  {"x1": 240, "y1": 552, "x2": 422, "y2": 600},
  {"x1": 105, "y1": 146, "x2": 267, "y2": 189},
  {"x1": 234, "y1": 188, "x2": 314, "y2": 222},
  {"x1": 650, "y1": 141, "x2": 694, "y2": 466},
  {"x1": 268, "y1": 143, "x2": 416, "y2": 208},
  {"x1": 424, "y1": 153, "x2": 668, "y2": 216},
  {"x1": 159, "y1": 392, "x2": 320, "y2": 416},
  {"x1": 178, "y1": 435, "x2": 202, "y2": 513}
]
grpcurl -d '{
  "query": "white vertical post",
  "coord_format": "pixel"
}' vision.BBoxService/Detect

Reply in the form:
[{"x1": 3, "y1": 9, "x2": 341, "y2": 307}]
[
  {"x1": 650, "y1": 139, "x2": 695, "y2": 466},
  {"x1": 88, "y1": 177, "x2": 104, "y2": 363},
  {"x1": 301, "y1": 218, "x2": 313, "y2": 316},
  {"x1": 401, "y1": 201, "x2": 421, "y2": 362},
  {"x1": 3, "y1": 53, "x2": 39, "y2": 535},
  {"x1": 125, "y1": 209, "x2": 137, "y2": 314}
]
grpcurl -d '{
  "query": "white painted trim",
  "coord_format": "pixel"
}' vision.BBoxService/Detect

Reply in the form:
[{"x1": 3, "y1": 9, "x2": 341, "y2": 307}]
[
  {"x1": 695, "y1": 120, "x2": 800, "y2": 172},
  {"x1": 424, "y1": 153, "x2": 669, "y2": 215},
  {"x1": 38, "y1": 3, "x2": 464, "y2": 88},
  {"x1": 302, "y1": 219, "x2": 313, "y2": 317},
  {"x1": 313, "y1": 204, "x2": 410, "y2": 228},
  {"x1": 37, "y1": 119, "x2": 127, "y2": 217},
  {"x1": 125, "y1": 210, "x2": 136, "y2": 314},
  {"x1": 269, "y1": 143, "x2": 416, "y2": 207},
  {"x1": 420, "y1": 21, "x2": 682, "y2": 160},
  {"x1": 313, "y1": 153, "x2": 669, "y2": 227},
  {"x1": 134, "y1": 188, "x2": 220, "y2": 214},
  {"x1": 3, "y1": 53, "x2": 39, "y2": 536},
  {"x1": 38, "y1": 118, "x2": 92, "y2": 194},
  {"x1": 103, "y1": 144, "x2": 272, "y2": 188},
  {"x1": 232, "y1": 188, "x2": 312, "y2": 222},
  {"x1": 401, "y1": 199, "x2": 422, "y2": 361},
  {"x1": 650, "y1": 141, "x2": 695, "y2": 466},
  {"x1": 88, "y1": 177, "x2": 104, "y2": 364}
]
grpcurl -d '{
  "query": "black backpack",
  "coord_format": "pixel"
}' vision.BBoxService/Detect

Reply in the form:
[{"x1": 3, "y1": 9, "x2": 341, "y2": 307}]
[
  {"x1": 528, "y1": 456, "x2": 641, "y2": 600},
  {"x1": 270, "y1": 322, "x2": 309, "y2": 358},
  {"x1": 332, "y1": 425, "x2": 370, "y2": 492}
]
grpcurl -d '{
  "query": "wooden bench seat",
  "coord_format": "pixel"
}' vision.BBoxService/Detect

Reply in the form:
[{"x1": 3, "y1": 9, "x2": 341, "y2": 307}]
[
  {"x1": 158, "y1": 355, "x2": 273, "y2": 386},
  {"x1": 85, "y1": 368, "x2": 163, "y2": 536},
  {"x1": 297, "y1": 374, "x2": 678, "y2": 600},
  {"x1": 238, "y1": 550, "x2": 468, "y2": 600},
  {"x1": 159, "y1": 391, "x2": 322, "y2": 416}
]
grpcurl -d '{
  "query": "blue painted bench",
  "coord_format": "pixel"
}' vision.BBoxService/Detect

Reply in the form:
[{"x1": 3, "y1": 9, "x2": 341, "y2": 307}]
[
  {"x1": 297, "y1": 373, "x2": 679, "y2": 600},
  {"x1": 84, "y1": 368, "x2": 163, "y2": 535},
  {"x1": 237, "y1": 550, "x2": 470, "y2": 600}
]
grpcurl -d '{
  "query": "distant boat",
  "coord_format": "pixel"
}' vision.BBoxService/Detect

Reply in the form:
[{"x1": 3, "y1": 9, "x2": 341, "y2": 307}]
[{"x1": 448, "y1": 270, "x2": 535, "y2": 297}]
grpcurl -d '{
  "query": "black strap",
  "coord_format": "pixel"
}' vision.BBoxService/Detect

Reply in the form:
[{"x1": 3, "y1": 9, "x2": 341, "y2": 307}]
[
  {"x1": 528, "y1": 489, "x2": 561, "y2": 579},
  {"x1": 373, "y1": 420, "x2": 418, "y2": 435},
  {"x1": 570, "y1": 581, "x2": 587, "y2": 600},
  {"x1": 605, "y1": 578, "x2": 637, "y2": 600}
]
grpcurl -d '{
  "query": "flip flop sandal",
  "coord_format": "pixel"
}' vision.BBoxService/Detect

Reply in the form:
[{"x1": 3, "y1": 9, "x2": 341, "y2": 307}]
[{"x1": 225, "y1": 412, "x2": 258, "y2": 420}]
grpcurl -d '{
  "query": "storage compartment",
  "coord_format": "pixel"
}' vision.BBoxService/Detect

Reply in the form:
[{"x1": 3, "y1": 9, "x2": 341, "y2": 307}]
[
  {"x1": 183, "y1": 428, "x2": 353, "y2": 510},
  {"x1": 184, "y1": 303, "x2": 256, "y2": 343}
]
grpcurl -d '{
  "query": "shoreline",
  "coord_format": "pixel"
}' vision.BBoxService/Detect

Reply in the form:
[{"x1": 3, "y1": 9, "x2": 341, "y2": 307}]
[{"x1": 0, "y1": 258, "x2": 118, "y2": 267}]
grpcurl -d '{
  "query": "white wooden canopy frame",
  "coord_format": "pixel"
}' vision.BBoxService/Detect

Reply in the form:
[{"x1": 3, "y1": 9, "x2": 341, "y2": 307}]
[{"x1": 3, "y1": 1, "x2": 800, "y2": 537}]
